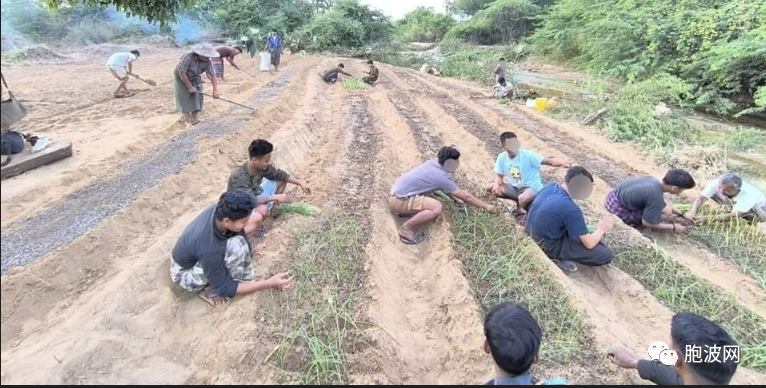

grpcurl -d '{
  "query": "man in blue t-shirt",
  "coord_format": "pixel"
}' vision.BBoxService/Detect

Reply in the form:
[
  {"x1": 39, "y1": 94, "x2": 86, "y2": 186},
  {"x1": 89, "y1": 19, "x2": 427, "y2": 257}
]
[
  {"x1": 525, "y1": 166, "x2": 613, "y2": 273},
  {"x1": 488, "y1": 132, "x2": 570, "y2": 216},
  {"x1": 264, "y1": 31, "x2": 283, "y2": 72}
]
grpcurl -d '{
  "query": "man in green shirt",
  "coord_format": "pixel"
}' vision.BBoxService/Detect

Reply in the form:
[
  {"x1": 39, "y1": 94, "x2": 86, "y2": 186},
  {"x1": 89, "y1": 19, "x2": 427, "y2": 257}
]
[
  {"x1": 362, "y1": 59, "x2": 379, "y2": 85},
  {"x1": 227, "y1": 139, "x2": 311, "y2": 235}
]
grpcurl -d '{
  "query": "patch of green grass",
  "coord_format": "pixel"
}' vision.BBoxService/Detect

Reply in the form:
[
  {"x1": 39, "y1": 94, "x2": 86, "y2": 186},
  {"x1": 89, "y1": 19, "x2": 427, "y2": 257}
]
[
  {"x1": 610, "y1": 240, "x2": 766, "y2": 369},
  {"x1": 724, "y1": 126, "x2": 766, "y2": 153},
  {"x1": 449, "y1": 206, "x2": 590, "y2": 367},
  {"x1": 689, "y1": 217, "x2": 766, "y2": 291},
  {"x1": 269, "y1": 213, "x2": 365, "y2": 384},
  {"x1": 341, "y1": 77, "x2": 367, "y2": 91},
  {"x1": 278, "y1": 203, "x2": 321, "y2": 217}
]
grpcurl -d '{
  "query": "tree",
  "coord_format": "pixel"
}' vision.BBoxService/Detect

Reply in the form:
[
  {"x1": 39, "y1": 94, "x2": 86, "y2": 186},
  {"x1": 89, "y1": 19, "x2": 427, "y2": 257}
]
[
  {"x1": 396, "y1": 6, "x2": 455, "y2": 42},
  {"x1": 451, "y1": 0, "x2": 494, "y2": 16},
  {"x1": 42, "y1": 0, "x2": 194, "y2": 27}
]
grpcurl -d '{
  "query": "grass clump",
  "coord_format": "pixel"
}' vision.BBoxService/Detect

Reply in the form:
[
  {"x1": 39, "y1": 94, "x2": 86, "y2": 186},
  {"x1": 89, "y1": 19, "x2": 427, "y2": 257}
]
[
  {"x1": 689, "y1": 217, "x2": 766, "y2": 291},
  {"x1": 278, "y1": 203, "x2": 321, "y2": 217},
  {"x1": 341, "y1": 77, "x2": 367, "y2": 91},
  {"x1": 449, "y1": 206, "x2": 590, "y2": 367},
  {"x1": 268, "y1": 213, "x2": 365, "y2": 384},
  {"x1": 610, "y1": 240, "x2": 766, "y2": 369}
]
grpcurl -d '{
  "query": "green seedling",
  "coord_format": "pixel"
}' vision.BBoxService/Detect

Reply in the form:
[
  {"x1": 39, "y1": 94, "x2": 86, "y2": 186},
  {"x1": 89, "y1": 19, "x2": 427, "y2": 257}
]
[
  {"x1": 433, "y1": 190, "x2": 451, "y2": 202},
  {"x1": 278, "y1": 203, "x2": 320, "y2": 217},
  {"x1": 341, "y1": 77, "x2": 367, "y2": 91}
]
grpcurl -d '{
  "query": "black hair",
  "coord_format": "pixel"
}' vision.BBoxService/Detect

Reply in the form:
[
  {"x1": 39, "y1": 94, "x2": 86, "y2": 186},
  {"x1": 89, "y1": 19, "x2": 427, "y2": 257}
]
[
  {"x1": 234, "y1": 46, "x2": 243, "y2": 53},
  {"x1": 484, "y1": 302, "x2": 541, "y2": 376},
  {"x1": 671, "y1": 313, "x2": 738, "y2": 385},
  {"x1": 497, "y1": 77, "x2": 507, "y2": 86},
  {"x1": 500, "y1": 131, "x2": 517, "y2": 144},
  {"x1": 248, "y1": 139, "x2": 274, "y2": 159},
  {"x1": 437, "y1": 146, "x2": 460, "y2": 166},
  {"x1": 338, "y1": 63, "x2": 345, "y2": 68},
  {"x1": 565, "y1": 166, "x2": 593, "y2": 184},
  {"x1": 367, "y1": 59, "x2": 374, "y2": 65},
  {"x1": 499, "y1": 57, "x2": 506, "y2": 61},
  {"x1": 215, "y1": 189, "x2": 256, "y2": 221},
  {"x1": 130, "y1": 50, "x2": 140, "y2": 57},
  {"x1": 663, "y1": 169, "x2": 696, "y2": 189}
]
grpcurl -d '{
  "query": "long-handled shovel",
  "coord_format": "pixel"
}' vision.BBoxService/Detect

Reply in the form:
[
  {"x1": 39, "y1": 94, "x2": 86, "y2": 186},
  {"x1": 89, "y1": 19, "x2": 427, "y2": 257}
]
[
  {"x1": 202, "y1": 93, "x2": 255, "y2": 111},
  {"x1": 132, "y1": 74, "x2": 157, "y2": 86}
]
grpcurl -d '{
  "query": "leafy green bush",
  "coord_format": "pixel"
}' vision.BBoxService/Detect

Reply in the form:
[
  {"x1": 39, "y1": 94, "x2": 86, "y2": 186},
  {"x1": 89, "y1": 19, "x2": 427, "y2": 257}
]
[
  {"x1": 438, "y1": 43, "x2": 527, "y2": 84},
  {"x1": 445, "y1": 0, "x2": 541, "y2": 45},
  {"x1": 395, "y1": 6, "x2": 455, "y2": 43},
  {"x1": 724, "y1": 127, "x2": 766, "y2": 153},
  {"x1": 530, "y1": 0, "x2": 765, "y2": 113}
]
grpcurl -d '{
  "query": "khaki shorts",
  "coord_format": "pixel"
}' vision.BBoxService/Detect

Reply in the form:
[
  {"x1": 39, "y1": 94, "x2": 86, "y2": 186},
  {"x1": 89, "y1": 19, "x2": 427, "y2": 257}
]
[
  {"x1": 108, "y1": 65, "x2": 128, "y2": 80},
  {"x1": 388, "y1": 195, "x2": 440, "y2": 215}
]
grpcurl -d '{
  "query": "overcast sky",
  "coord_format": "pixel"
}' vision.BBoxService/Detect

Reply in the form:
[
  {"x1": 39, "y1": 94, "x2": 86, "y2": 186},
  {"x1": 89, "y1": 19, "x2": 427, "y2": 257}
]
[{"x1": 359, "y1": 0, "x2": 448, "y2": 20}]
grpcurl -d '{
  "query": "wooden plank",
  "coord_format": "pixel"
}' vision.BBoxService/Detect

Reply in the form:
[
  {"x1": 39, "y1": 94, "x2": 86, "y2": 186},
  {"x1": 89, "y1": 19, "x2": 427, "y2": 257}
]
[
  {"x1": 580, "y1": 107, "x2": 608, "y2": 126},
  {"x1": 1, "y1": 141, "x2": 73, "y2": 180}
]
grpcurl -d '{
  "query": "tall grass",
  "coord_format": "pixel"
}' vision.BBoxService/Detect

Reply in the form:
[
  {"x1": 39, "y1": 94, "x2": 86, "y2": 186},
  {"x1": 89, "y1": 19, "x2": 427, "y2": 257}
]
[
  {"x1": 449, "y1": 206, "x2": 590, "y2": 367},
  {"x1": 610, "y1": 239, "x2": 766, "y2": 369},
  {"x1": 268, "y1": 213, "x2": 365, "y2": 384}
]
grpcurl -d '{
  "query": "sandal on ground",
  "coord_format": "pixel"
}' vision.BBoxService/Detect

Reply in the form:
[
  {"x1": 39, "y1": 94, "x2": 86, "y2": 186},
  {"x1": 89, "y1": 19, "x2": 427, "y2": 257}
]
[
  {"x1": 199, "y1": 290, "x2": 229, "y2": 308},
  {"x1": 399, "y1": 232, "x2": 425, "y2": 245}
]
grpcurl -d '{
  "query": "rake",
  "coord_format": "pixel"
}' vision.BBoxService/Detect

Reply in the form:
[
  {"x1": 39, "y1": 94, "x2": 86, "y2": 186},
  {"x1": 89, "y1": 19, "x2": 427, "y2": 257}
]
[{"x1": 202, "y1": 93, "x2": 255, "y2": 111}]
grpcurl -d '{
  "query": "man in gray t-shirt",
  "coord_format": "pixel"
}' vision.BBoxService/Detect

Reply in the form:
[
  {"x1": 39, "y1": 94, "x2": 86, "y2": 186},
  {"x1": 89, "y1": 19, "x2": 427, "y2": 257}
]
[
  {"x1": 605, "y1": 169, "x2": 696, "y2": 233},
  {"x1": 389, "y1": 146, "x2": 497, "y2": 245}
]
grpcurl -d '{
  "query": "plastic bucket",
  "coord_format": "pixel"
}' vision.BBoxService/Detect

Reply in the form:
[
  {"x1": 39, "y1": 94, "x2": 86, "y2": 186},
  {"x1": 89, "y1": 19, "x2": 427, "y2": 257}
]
[{"x1": 534, "y1": 98, "x2": 548, "y2": 112}]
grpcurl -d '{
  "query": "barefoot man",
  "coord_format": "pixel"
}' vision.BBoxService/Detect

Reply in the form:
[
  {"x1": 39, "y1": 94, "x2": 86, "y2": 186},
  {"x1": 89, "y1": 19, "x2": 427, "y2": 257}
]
[
  {"x1": 227, "y1": 139, "x2": 312, "y2": 236},
  {"x1": 389, "y1": 146, "x2": 497, "y2": 245},
  {"x1": 173, "y1": 43, "x2": 220, "y2": 125},
  {"x1": 105, "y1": 49, "x2": 140, "y2": 98},
  {"x1": 170, "y1": 189, "x2": 293, "y2": 307}
]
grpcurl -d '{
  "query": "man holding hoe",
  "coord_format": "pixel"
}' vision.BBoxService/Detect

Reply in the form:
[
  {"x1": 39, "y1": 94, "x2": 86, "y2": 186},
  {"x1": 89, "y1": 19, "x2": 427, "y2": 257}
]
[
  {"x1": 173, "y1": 43, "x2": 220, "y2": 125},
  {"x1": 106, "y1": 49, "x2": 140, "y2": 98}
]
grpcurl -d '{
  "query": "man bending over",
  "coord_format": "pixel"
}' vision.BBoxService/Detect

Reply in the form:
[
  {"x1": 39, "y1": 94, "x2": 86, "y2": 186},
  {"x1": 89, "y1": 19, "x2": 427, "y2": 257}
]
[
  {"x1": 685, "y1": 172, "x2": 766, "y2": 224},
  {"x1": 389, "y1": 146, "x2": 496, "y2": 245}
]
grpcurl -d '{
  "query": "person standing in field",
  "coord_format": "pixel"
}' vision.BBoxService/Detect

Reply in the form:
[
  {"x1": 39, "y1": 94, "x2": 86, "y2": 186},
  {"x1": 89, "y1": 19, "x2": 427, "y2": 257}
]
[
  {"x1": 169, "y1": 189, "x2": 294, "y2": 307},
  {"x1": 227, "y1": 139, "x2": 312, "y2": 236},
  {"x1": 487, "y1": 132, "x2": 571, "y2": 216},
  {"x1": 106, "y1": 50, "x2": 140, "y2": 98},
  {"x1": 173, "y1": 43, "x2": 220, "y2": 126},
  {"x1": 526, "y1": 166, "x2": 614, "y2": 273},
  {"x1": 389, "y1": 146, "x2": 497, "y2": 245},
  {"x1": 605, "y1": 169, "x2": 696, "y2": 233},
  {"x1": 362, "y1": 59, "x2": 379, "y2": 85},
  {"x1": 494, "y1": 58, "x2": 506, "y2": 84},
  {"x1": 214, "y1": 45, "x2": 243, "y2": 81},
  {"x1": 264, "y1": 31, "x2": 283, "y2": 72},
  {"x1": 684, "y1": 172, "x2": 766, "y2": 223}
]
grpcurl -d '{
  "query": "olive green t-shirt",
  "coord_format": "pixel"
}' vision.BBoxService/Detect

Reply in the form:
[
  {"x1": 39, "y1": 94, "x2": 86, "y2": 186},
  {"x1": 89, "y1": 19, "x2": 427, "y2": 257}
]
[{"x1": 227, "y1": 163, "x2": 290, "y2": 198}]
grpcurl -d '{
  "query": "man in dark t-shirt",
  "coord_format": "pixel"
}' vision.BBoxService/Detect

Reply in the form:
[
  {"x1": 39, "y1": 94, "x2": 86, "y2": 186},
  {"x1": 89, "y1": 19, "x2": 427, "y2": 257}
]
[
  {"x1": 362, "y1": 59, "x2": 379, "y2": 85},
  {"x1": 321, "y1": 63, "x2": 352, "y2": 84},
  {"x1": 605, "y1": 169, "x2": 696, "y2": 233},
  {"x1": 170, "y1": 189, "x2": 293, "y2": 307},
  {"x1": 526, "y1": 166, "x2": 613, "y2": 273}
]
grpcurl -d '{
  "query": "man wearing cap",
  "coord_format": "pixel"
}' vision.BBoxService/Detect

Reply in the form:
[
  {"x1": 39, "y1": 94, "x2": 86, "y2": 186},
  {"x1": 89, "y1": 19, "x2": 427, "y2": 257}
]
[
  {"x1": 487, "y1": 132, "x2": 571, "y2": 216},
  {"x1": 174, "y1": 43, "x2": 220, "y2": 125}
]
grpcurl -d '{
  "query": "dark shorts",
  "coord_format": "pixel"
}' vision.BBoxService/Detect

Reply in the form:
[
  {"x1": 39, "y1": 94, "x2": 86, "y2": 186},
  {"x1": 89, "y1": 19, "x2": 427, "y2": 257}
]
[
  {"x1": 270, "y1": 48, "x2": 281, "y2": 66},
  {"x1": 605, "y1": 190, "x2": 643, "y2": 226},
  {"x1": 504, "y1": 184, "x2": 538, "y2": 200},
  {"x1": 362, "y1": 76, "x2": 377, "y2": 85}
]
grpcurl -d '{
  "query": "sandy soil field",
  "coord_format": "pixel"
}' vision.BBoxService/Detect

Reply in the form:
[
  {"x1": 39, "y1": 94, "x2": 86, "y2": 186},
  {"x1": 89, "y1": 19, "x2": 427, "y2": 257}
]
[{"x1": 1, "y1": 44, "x2": 764, "y2": 384}]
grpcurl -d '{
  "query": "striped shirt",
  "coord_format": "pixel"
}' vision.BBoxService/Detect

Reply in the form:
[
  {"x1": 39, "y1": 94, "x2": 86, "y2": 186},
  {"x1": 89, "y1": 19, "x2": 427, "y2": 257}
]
[{"x1": 175, "y1": 52, "x2": 214, "y2": 80}]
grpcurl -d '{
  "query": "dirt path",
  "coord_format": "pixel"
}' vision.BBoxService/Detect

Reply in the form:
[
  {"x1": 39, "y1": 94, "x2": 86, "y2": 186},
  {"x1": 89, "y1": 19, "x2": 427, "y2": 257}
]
[
  {"x1": 383, "y1": 67, "x2": 764, "y2": 384},
  {"x1": 357, "y1": 81, "x2": 487, "y2": 384}
]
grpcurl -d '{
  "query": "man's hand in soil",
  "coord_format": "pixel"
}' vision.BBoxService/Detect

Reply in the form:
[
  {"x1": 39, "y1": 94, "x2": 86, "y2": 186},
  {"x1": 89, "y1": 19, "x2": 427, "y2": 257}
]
[
  {"x1": 682, "y1": 212, "x2": 696, "y2": 222},
  {"x1": 673, "y1": 223, "x2": 687, "y2": 234},
  {"x1": 485, "y1": 204, "x2": 498, "y2": 213},
  {"x1": 608, "y1": 347, "x2": 639, "y2": 369},
  {"x1": 597, "y1": 218, "x2": 612, "y2": 233},
  {"x1": 272, "y1": 194, "x2": 291, "y2": 204},
  {"x1": 268, "y1": 273, "x2": 294, "y2": 290},
  {"x1": 491, "y1": 183, "x2": 503, "y2": 197},
  {"x1": 300, "y1": 183, "x2": 312, "y2": 195}
]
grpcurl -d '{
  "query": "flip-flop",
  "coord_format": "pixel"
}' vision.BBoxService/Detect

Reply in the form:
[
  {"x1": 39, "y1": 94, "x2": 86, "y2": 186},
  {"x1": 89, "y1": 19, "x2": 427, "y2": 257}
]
[
  {"x1": 199, "y1": 290, "x2": 229, "y2": 308},
  {"x1": 399, "y1": 232, "x2": 425, "y2": 245},
  {"x1": 398, "y1": 213, "x2": 413, "y2": 218},
  {"x1": 554, "y1": 260, "x2": 578, "y2": 273}
]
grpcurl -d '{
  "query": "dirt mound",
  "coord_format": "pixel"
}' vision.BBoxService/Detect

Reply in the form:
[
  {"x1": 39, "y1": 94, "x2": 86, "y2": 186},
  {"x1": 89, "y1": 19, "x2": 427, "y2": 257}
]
[{"x1": 1, "y1": 45, "x2": 70, "y2": 63}]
